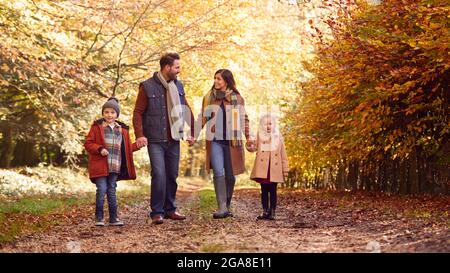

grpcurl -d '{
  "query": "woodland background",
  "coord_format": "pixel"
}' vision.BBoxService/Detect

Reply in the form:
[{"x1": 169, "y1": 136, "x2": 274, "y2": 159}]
[{"x1": 0, "y1": 0, "x2": 448, "y2": 252}]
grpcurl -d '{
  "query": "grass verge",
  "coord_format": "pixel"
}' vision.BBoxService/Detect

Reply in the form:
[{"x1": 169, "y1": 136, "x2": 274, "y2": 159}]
[{"x1": 0, "y1": 194, "x2": 92, "y2": 243}]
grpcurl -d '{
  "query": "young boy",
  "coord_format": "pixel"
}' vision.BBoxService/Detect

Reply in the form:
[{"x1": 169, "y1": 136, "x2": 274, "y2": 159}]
[{"x1": 84, "y1": 97, "x2": 141, "y2": 226}]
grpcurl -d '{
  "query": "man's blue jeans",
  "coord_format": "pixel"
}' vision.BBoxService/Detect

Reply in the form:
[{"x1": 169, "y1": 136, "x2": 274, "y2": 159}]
[{"x1": 147, "y1": 141, "x2": 180, "y2": 217}]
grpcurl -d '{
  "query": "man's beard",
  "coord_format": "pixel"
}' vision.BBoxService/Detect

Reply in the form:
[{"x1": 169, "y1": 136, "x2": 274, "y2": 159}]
[{"x1": 169, "y1": 72, "x2": 178, "y2": 81}]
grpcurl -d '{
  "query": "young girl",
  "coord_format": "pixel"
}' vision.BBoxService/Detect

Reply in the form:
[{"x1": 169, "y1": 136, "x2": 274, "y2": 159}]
[
  {"x1": 247, "y1": 113, "x2": 289, "y2": 220},
  {"x1": 84, "y1": 97, "x2": 141, "y2": 226}
]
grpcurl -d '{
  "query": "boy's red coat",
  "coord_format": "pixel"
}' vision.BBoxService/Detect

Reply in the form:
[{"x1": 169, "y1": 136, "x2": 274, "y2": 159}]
[{"x1": 84, "y1": 119, "x2": 139, "y2": 182}]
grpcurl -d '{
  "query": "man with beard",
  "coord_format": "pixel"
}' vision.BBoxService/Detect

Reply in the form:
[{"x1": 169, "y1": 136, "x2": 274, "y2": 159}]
[{"x1": 133, "y1": 52, "x2": 195, "y2": 224}]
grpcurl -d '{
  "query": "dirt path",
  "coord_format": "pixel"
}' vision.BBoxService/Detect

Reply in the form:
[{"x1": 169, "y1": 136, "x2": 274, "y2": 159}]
[{"x1": 0, "y1": 178, "x2": 448, "y2": 253}]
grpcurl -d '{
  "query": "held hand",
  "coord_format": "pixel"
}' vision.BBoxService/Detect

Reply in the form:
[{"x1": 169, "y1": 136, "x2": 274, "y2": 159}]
[
  {"x1": 245, "y1": 141, "x2": 256, "y2": 152},
  {"x1": 247, "y1": 134, "x2": 256, "y2": 149},
  {"x1": 247, "y1": 135, "x2": 256, "y2": 146},
  {"x1": 186, "y1": 135, "x2": 196, "y2": 146},
  {"x1": 100, "y1": 149, "x2": 109, "y2": 156},
  {"x1": 136, "y1": 136, "x2": 148, "y2": 149}
]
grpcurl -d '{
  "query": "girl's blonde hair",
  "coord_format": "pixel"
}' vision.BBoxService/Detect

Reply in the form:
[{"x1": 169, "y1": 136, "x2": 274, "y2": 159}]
[
  {"x1": 258, "y1": 113, "x2": 281, "y2": 151},
  {"x1": 259, "y1": 113, "x2": 277, "y2": 127}
]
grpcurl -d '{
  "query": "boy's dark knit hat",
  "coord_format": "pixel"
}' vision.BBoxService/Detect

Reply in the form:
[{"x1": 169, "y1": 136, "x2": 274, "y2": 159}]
[{"x1": 102, "y1": 97, "x2": 120, "y2": 117}]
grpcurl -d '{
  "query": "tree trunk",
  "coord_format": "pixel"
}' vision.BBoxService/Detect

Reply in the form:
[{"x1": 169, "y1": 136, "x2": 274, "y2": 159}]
[
  {"x1": 417, "y1": 149, "x2": 429, "y2": 193},
  {"x1": 314, "y1": 173, "x2": 318, "y2": 190},
  {"x1": 12, "y1": 140, "x2": 40, "y2": 166},
  {"x1": 336, "y1": 160, "x2": 346, "y2": 190},
  {"x1": 0, "y1": 124, "x2": 15, "y2": 168},
  {"x1": 380, "y1": 157, "x2": 388, "y2": 192},
  {"x1": 348, "y1": 160, "x2": 358, "y2": 192},
  {"x1": 399, "y1": 159, "x2": 409, "y2": 195},
  {"x1": 409, "y1": 147, "x2": 420, "y2": 194},
  {"x1": 391, "y1": 159, "x2": 399, "y2": 193}
]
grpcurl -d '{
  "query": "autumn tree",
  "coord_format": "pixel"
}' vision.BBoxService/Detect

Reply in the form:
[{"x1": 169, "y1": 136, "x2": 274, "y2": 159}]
[
  {"x1": 283, "y1": 0, "x2": 449, "y2": 194},
  {"x1": 0, "y1": 0, "x2": 308, "y2": 171}
]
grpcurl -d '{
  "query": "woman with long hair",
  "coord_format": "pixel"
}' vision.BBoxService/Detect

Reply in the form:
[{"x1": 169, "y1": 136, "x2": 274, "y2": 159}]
[{"x1": 196, "y1": 69, "x2": 253, "y2": 218}]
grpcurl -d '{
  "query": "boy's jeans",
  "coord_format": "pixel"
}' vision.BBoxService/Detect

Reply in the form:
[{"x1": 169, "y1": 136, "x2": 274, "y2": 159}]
[{"x1": 95, "y1": 173, "x2": 118, "y2": 222}]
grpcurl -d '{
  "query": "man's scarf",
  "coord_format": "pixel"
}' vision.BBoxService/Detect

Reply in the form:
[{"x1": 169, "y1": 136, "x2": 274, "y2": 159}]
[{"x1": 157, "y1": 71, "x2": 184, "y2": 140}]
